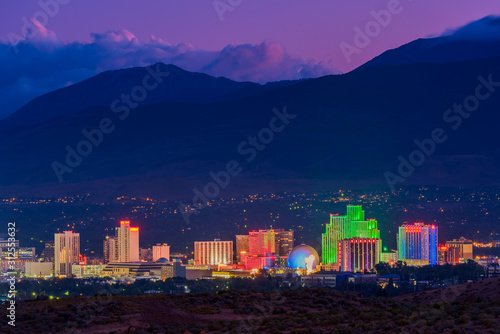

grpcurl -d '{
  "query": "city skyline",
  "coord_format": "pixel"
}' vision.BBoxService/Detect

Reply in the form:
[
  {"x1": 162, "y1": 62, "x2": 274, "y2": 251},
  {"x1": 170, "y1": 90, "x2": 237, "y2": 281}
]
[
  {"x1": 2, "y1": 2, "x2": 500, "y2": 331},
  {"x1": 9, "y1": 203, "x2": 483, "y2": 272}
]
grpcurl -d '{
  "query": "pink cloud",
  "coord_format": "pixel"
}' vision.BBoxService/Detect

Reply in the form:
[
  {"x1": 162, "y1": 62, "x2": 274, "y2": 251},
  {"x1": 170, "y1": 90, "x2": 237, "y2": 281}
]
[{"x1": 0, "y1": 26, "x2": 339, "y2": 119}]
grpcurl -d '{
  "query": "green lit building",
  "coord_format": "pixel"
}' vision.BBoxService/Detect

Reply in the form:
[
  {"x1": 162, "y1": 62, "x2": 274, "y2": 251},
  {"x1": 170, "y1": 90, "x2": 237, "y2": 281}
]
[{"x1": 322, "y1": 205, "x2": 380, "y2": 265}]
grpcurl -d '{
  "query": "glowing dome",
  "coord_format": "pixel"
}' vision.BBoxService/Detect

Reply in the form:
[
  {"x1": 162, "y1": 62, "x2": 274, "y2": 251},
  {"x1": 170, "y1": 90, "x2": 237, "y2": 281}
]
[
  {"x1": 287, "y1": 244, "x2": 319, "y2": 269},
  {"x1": 155, "y1": 257, "x2": 169, "y2": 263}
]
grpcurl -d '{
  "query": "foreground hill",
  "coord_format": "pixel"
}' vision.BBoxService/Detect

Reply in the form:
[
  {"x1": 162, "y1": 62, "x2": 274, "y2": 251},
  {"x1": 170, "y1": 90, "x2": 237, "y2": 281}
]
[
  {"x1": 397, "y1": 275, "x2": 500, "y2": 304},
  {"x1": 4, "y1": 279, "x2": 500, "y2": 333}
]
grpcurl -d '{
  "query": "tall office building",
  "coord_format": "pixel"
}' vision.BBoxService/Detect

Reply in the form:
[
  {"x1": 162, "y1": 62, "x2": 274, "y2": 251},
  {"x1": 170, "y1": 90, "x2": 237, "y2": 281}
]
[
  {"x1": 249, "y1": 230, "x2": 276, "y2": 256},
  {"x1": 117, "y1": 221, "x2": 140, "y2": 262},
  {"x1": 103, "y1": 236, "x2": 118, "y2": 264},
  {"x1": 130, "y1": 227, "x2": 139, "y2": 262},
  {"x1": 398, "y1": 223, "x2": 438, "y2": 266},
  {"x1": 244, "y1": 229, "x2": 293, "y2": 258},
  {"x1": 235, "y1": 235, "x2": 249, "y2": 263},
  {"x1": 194, "y1": 239, "x2": 233, "y2": 266},
  {"x1": 54, "y1": 231, "x2": 80, "y2": 276},
  {"x1": 153, "y1": 243, "x2": 170, "y2": 262},
  {"x1": 338, "y1": 238, "x2": 382, "y2": 272},
  {"x1": 322, "y1": 205, "x2": 380, "y2": 265},
  {"x1": 275, "y1": 230, "x2": 294, "y2": 256},
  {"x1": 40, "y1": 241, "x2": 55, "y2": 262},
  {"x1": 140, "y1": 248, "x2": 153, "y2": 262},
  {"x1": 445, "y1": 237, "x2": 473, "y2": 263}
]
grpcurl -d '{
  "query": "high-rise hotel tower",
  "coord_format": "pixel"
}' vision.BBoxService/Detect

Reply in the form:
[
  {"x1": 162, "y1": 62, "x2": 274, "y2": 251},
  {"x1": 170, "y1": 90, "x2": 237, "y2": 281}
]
[
  {"x1": 322, "y1": 205, "x2": 380, "y2": 265},
  {"x1": 117, "y1": 221, "x2": 140, "y2": 262},
  {"x1": 54, "y1": 231, "x2": 80, "y2": 276},
  {"x1": 398, "y1": 223, "x2": 438, "y2": 265}
]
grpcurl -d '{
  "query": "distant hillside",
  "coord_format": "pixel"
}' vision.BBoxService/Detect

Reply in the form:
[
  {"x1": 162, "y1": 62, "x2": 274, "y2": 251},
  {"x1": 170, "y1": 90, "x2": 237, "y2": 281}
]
[
  {"x1": 0, "y1": 64, "x2": 259, "y2": 133},
  {"x1": 397, "y1": 276, "x2": 500, "y2": 304},
  {"x1": 1, "y1": 32, "x2": 500, "y2": 200},
  {"x1": 0, "y1": 56, "x2": 499, "y2": 199},
  {"x1": 359, "y1": 38, "x2": 500, "y2": 70}
]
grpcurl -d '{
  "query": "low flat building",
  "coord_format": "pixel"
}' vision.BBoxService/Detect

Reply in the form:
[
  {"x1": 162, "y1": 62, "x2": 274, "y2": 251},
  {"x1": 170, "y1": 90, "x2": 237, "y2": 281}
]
[
  {"x1": 101, "y1": 262, "x2": 164, "y2": 277},
  {"x1": 161, "y1": 261, "x2": 186, "y2": 279},
  {"x1": 212, "y1": 269, "x2": 253, "y2": 278},
  {"x1": 72, "y1": 264, "x2": 107, "y2": 278},
  {"x1": 445, "y1": 237, "x2": 473, "y2": 262},
  {"x1": 401, "y1": 259, "x2": 429, "y2": 267},
  {"x1": 377, "y1": 274, "x2": 402, "y2": 288},
  {"x1": 25, "y1": 262, "x2": 53, "y2": 277},
  {"x1": 301, "y1": 271, "x2": 339, "y2": 288},
  {"x1": 0, "y1": 259, "x2": 35, "y2": 273},
  {"x1": 486, "y1": 264, "x2": 500, "y2": 278},
  {"x1": 186, "y1": 268, "x2": 212, "y2": 280},
  {"x1": 381, "y1": 251, "x2": 398, "y2": 264}
]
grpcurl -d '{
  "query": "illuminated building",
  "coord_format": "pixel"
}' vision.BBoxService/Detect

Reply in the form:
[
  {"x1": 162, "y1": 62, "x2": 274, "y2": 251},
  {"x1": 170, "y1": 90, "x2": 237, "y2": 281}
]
[
  {"x1": 275, "y1": 230, "x2": 294, "y2": 256},
  {"x1": 152, "y1": 243, "x2": 170, "y2": 262},
  {"x1": 235, "y1": 235, "x2": 249, "y2": 263},
  {"x1": 245, "y1": 254, "x2": 275, "y2": 270},
  {"x1": 103, "y1": 236, "x2": 117, "y2": 264},
  {"x1": 72, "y1": 264, "x2": 107, "y2": 278},
  {"x1": 194, "y1": 239, "x2": 233, "y2": 266},
  {"x1": 381, "y1": 251, "x2": 398, "y2": 264},
  {"x1": 249, "y1": 230, "x2": 276, "y2": 256},
  {"x1": 0, "y1": 238, "x2": 19, "y2": 250},
  {"x1": 438, "y1": 245, "x2": 460, "y2": 264},
  {"x1": 397, "y1": 223, "x2": 438, "y2": 265},
  {"x1": 54, "y1": 231, "x2": 80, "y2": 276},
  {"x1": 445, "y1": 237, "x2": 473, "y2": 262},
  {"x1": 247, "y1": 229, "x2": 293, "y2": 257},
  {"x1": 86, "y1": 257, "x2": 103, "y2": 265},
  {"x1": 322, "y1": 205, "x2": 380, "y2": 265},
  {"x1": 301, "y1": 272, "x2": 338, "y2": 287},
  {"x1": 130, "y1": 227, "x2": 139, "y2": 262},
  {"x1": 101, "y1": 262, "x2": 164, "y2": 277},
  {"x1": 241, "y1": 229, "x2": 293, "y2": 269},
  {"x1": 17, "y1": 247, "x2": 36, "y2": 260},
  {"x1": 117, "y1": 221, "x2": 140, "y2": 262},
  {"x1": 1, "y1": 247, "x2": 36, "y2": 260},
  {"x1": 338, "y1": 238, "x2": 382, "y2": 272}
]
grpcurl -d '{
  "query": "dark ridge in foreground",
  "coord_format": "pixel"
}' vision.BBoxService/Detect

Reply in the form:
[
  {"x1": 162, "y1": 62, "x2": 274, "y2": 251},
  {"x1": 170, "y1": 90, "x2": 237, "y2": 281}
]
[{"x1": 4, "y1": 277, "x2": 500, "y2": 333}]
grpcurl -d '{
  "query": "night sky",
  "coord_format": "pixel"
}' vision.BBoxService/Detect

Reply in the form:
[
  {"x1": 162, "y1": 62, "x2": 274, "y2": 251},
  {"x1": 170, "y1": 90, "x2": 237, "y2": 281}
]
[{"x1": 1, "y1": 0, "x2": 499, "y2": 119}]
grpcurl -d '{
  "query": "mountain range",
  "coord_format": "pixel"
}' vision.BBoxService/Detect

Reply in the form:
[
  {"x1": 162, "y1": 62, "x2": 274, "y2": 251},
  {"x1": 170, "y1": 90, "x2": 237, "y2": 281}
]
[{"x1": 1, "y1": 31, "x2": 500, "y2": 200}]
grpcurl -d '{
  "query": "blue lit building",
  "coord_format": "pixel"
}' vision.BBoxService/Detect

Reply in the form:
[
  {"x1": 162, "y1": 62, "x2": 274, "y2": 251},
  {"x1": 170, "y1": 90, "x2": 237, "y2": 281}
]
[{"x1": 398, "y1": 223, "x2": 438, "y2": 266}]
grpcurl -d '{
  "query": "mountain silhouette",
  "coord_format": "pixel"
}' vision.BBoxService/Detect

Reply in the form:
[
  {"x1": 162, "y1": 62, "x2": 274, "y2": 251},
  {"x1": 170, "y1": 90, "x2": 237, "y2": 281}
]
[{"x1": 1, "y1": 40, "x2": 500, "y2": 200}]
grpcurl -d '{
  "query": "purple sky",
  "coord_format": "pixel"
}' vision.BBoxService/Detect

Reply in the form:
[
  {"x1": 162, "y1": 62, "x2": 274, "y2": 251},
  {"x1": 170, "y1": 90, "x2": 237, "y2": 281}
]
[{"x1": 0, "y1": 0, "x2": 499, "y2": 118}]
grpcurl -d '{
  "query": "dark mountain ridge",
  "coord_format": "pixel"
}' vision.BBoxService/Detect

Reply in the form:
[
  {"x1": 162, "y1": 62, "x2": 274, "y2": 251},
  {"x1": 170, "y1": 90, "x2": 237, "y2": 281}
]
[{"x1": 1, "y1": 33, "x2": 500, "y2": 200}]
